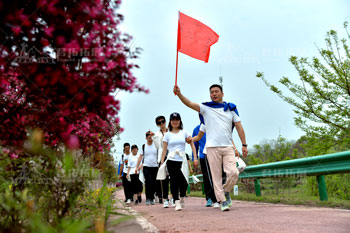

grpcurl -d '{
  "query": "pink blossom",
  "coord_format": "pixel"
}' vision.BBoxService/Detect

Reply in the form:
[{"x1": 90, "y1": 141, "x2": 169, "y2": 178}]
[
  {"x1": 57, "y1": 36, "x2": 65, "y2": 45},
  {"x1": 10, "y1": 153, "x2": 19, "y2": 159},
  {"x1": 0, "y1": 0, "x2": 146, "y2": 154},
  {"x1": 41, "y1": 38, "x2": 49, "y2": 46},
  {"x1": 37, "y1": 0, "x2": 47, "y2": 8},
  {"x1": 34, "y1": 74, "x2": 47, "y2": 87},
  {"x1": 47, "y1": 0, "x2": 58, "y2": 13},
  {"x1": 2, "y1": 148, "x2": 10, "y2": 155},
  {"x1": 16, "y1": 9, "x2": 27, "y2": 22},
  {"x1": 106, "y1": 60, "x2": 117, "y2": 70},
  {"x1": 44, "y1": 26, "x2": 54, "y2": 37},
  {"x1": 12, "y1": 26, "x2": 21, "y2": 36},
  {"x1": 83, "y1": 63, "x2": 98, "y2": 72},
  {"x1": 64, "y1": 40, "x2": 80, "y2": 54},
  {"x1": 118, "y1": 59, "x2": 126, "y2": 67},
  {"x1": 90, "y1": 6, "x2": 102, "y2": 18},
  {"x1": 67, "y1": 135, "x2": 80, "y2": 149},
  {"x1": 51, "y1": 139, "x2": 58, "y2": 146},
  {"x1": 82, "y1": 121, "x2": 90, "y2": 130}
]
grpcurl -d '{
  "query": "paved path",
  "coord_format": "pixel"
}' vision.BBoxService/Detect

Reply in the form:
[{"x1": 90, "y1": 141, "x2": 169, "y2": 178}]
[{"x1": 115, "y1": 189, "x2": 350, "y2": 233}]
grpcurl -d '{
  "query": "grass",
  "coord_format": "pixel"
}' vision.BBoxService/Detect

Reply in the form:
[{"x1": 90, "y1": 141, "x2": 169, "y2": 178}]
[
  {"x1": 188, "y1": 186, "x2": 350, "y2": 210},
  {"x1": 230, "y1": 190, "x2": 350, "y2": 209}
]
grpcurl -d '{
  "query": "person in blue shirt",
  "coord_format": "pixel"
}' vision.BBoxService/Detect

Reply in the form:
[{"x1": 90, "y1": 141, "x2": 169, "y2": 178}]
[
  {"x1": 192, "y1": 124, "x2": 219, "y2": 208},
  {"x1": 192, "y1": 122, "x2": 240, "y2": 207}
]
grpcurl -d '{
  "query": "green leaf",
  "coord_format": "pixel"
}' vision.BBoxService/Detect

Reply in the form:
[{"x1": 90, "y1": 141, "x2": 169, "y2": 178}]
[
  {"x1": 64, "y1": 153, "x2": 74, "y2": 174},
  {"x1": 61, "y1": 219, "x2": 91, "y2": 233},
  {"x1": 256, "y1": 72, "x2": 263, "y2": 78}
]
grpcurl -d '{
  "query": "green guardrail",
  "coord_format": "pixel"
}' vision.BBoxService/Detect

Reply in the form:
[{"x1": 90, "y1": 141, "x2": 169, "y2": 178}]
[
  {"x1": 187, "y1": 174, "x2": 204, "y2": 194},
  {"x1": 188, "y1": 151, "x2": 350, "y2": 201},
  {"x1": 240, "y1": 151, "x2": 350, "y2": 201}
]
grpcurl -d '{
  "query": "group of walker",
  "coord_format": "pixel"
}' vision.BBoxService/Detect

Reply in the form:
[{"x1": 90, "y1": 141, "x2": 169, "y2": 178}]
[{"x1": 119, "y1": 84, "x2": 248, "y2": 212}]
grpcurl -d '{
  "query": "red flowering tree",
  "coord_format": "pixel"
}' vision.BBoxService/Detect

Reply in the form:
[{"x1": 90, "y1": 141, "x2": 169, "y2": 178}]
[{"x1": 0, "y1": 0, "x2": 146, "y2": 154}]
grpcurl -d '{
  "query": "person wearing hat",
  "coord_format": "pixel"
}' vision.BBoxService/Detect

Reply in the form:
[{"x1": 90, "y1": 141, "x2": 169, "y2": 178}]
[
  {"x1": 173, "y1": 84, "x2": 248, "y2": 212},
  {"x1": 160, "y1": 112, "x2": 198, "y2": 211}
]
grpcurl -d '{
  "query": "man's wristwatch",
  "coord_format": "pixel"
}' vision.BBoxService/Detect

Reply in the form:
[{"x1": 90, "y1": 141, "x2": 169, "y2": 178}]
[{"x1": 242, "y1": 144, "x2": 248, "y2": 147}]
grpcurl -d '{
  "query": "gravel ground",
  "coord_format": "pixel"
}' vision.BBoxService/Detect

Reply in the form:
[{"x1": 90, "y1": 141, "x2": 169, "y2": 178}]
[{"x1": 115, "y1": 189, "x2": 350, "y2": 233}]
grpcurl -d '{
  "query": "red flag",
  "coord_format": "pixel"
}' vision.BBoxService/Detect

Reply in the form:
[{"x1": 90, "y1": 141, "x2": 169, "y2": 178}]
[{"x1": 177, "y1": 12, "x2": 219, "y2": 63}]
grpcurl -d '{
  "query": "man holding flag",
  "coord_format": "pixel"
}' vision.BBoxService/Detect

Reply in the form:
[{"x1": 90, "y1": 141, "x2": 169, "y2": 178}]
[
  {"x1": 173, "y1": 84, "x2": 248, "y2": 211},
  {"x1": 173, "y1": 12, "x2": 248, "y2": 211}
]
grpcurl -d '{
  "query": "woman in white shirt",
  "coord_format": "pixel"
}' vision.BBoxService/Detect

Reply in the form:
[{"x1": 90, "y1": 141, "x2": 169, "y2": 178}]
[
  {"x1": 137, "y1": 131, "x2": 159, "y2": 205},
  {"x1": 160, "y1": 112, "x2": 198, "y2": 211},
  {"x1": 126, "y1": 145, "x2": 143, "y2": 204}
]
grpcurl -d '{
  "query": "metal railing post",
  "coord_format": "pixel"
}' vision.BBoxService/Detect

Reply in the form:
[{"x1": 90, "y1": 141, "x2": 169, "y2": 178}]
[
  {"x1": 254, "y1": 179, "x2": 261, "y2": 196},
  {"x1": 317, "y1": 175, "x2": 328, "y2": 201}
]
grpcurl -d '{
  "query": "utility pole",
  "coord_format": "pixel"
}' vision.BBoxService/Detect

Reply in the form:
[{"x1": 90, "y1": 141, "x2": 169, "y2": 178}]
[{"x1": 219, "y1": 76, "x2": 223, "y2": 88}]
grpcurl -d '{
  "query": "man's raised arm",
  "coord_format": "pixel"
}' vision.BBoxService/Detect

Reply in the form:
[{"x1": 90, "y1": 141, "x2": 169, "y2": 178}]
[{"x1": 173, "y1": 86, "x2": 200, "y2": 112}]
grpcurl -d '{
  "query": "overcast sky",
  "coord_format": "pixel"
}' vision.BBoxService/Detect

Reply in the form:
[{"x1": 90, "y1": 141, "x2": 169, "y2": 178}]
[{"x1": 112, "y1": 0, "x2": 350, "y2": 160}]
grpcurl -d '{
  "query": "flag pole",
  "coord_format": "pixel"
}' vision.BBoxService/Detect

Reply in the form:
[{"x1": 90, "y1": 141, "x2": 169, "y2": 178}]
[
  {"x1": 175, "y1": 50, "x2": 179, "y2": 87},
  {"x1": 175, "y1": 12, "x2": 180, "y2": 95}
]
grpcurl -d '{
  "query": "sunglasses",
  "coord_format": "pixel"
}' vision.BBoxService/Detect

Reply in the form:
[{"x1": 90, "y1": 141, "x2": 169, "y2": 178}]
[
  {"x1": 156, "y1": 119, "x2": 165, "y2": 125},
  {"x1": 146, "y1": 133, "x2": 151, "y2": 137}
]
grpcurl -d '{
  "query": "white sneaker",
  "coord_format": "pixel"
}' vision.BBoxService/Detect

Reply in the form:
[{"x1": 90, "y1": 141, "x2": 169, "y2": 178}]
[
  {"x1": 126, "y1": 199, "x2": 132, "y2": 204},
  {"x1": 163, "y1": 199, "x2": 169, "y2": 208},
  {"x1": 175, "y1": 200, "x2": 182, "y2": 211},
  {"x1": 180, "y1": 197, "x2": 185, "y2": 208},
  {"x1": 213, "y1": 202, "x2": 220, "y2": 208},
  {"x1": 170, "y1": 198, "x2": 175, "y2": 207}
]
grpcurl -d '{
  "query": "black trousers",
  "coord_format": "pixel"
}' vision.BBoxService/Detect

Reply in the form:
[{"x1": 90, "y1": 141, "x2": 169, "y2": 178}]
[
  {"x1": 130, "y1": 174, "x2": 143, "y2": 195},
  {"x1": 122, "y1": 172, "x2": 132, "y2": 200},
  {"x1": 200, "y1": 157, "x2": 217, "y2": 203},
  {"x1": 143, "y1": 166, "x2": 158, "y2": 200},
  {"x1": 156, "y1": 176, "x2": 169, "y2": 199},
  {"x1": 167, "y1": 160, "x2": 187, "y2": 201}
]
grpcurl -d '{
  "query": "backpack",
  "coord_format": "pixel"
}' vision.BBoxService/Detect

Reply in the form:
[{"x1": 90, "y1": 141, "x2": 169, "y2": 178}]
[
  {"x1": 118, "y1": 154, "x2": 125, "y2": 176},
  {"x1": 142, "y1": 144, "x2": 145, "y2": 163}
]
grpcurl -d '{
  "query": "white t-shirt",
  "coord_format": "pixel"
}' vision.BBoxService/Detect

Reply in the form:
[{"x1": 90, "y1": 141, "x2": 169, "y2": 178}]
[
  {"x1": 200, "y1": 104, "x2": 241, "y2": 147},
  {"x1": 163, "y1": 130, "x2": 189, "y2": 161},
  {"x1": 121, "y1": 153, "x2": 130, "y2": 173},
  {"x1": 128, "y1": 153, "x2": 140, "y2": 175},
  {"x1": 199, "y1": 124, "x2": 206, "y2": 133},
  {"x1": 143, "y1": 143, "x2": 158, "y2": 167}
]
